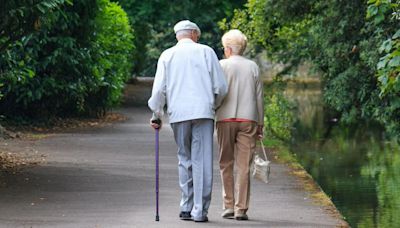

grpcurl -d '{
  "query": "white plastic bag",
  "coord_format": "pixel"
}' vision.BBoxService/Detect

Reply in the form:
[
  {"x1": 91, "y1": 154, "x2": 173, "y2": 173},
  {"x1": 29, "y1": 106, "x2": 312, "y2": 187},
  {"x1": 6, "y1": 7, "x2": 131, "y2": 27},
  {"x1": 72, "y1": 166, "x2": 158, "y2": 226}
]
[{"x1": 252, "y1": 141, "x2": 271, "y2": 183}]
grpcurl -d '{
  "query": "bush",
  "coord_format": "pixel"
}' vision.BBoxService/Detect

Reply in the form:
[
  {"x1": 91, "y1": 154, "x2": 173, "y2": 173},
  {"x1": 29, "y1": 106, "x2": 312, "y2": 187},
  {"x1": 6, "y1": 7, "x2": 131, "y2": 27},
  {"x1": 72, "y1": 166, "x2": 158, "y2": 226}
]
[
  {"x1": 264, "y1": 82, "x2": 295, "y2": 141},
  {"x1": 0, "y1": 0, "x2": 135, "y2": 119},
  {"x1": 88, "y1": 0, "x2": 134, "y2": 115},
  {"x1": 0, "y1": 0, "x2": 98, "y2": 118}
]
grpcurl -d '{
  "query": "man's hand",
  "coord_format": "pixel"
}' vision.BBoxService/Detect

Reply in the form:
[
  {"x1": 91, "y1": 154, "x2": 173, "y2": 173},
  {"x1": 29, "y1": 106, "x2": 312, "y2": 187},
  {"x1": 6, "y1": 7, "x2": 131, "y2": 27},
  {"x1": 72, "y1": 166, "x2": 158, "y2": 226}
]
[
  {"x1": 150, "y1": 118, "x2": 162, "y2": 130},
  {"x1": 257, "y1": 125, "x2": 264, "y2": 140}
]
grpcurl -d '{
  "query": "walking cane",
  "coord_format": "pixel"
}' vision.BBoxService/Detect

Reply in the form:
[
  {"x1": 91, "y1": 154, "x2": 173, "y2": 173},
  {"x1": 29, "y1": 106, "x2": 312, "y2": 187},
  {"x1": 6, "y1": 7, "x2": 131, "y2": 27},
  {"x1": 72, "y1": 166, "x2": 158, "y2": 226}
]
[{"x1": 152, "y1": 119, "x2": 161, "y2": 222}]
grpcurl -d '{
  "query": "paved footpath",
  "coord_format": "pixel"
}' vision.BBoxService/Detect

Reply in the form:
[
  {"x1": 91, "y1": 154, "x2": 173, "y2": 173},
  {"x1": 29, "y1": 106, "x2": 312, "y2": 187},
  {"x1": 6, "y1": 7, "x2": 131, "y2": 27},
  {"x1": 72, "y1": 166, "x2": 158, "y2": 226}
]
[{"x1": 0, "y1": 106, "x2": 346, "y2": 228}]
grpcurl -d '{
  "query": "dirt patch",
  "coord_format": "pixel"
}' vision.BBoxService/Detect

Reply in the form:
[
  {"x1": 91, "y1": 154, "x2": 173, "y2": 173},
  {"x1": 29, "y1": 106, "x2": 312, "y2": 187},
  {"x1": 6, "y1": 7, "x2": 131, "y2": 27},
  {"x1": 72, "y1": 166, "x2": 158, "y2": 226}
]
[
  {"x1": 0, "y1": 143, "x2": 46, "y2": 187},
  {"x1": 0, "y1": 150, "x2": 45, "y2": 172}
]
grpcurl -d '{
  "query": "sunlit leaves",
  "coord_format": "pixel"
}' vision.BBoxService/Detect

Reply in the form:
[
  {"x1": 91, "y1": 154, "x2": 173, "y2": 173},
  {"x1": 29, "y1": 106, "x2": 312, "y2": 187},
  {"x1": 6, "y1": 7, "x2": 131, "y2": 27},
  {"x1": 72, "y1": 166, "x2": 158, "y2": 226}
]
[
  {"x1": 370, "y1": 0, "x2": 400, "y2": 116},
  {"x1": 91, "y1": 0, "x2": 135, "y2": 110}
]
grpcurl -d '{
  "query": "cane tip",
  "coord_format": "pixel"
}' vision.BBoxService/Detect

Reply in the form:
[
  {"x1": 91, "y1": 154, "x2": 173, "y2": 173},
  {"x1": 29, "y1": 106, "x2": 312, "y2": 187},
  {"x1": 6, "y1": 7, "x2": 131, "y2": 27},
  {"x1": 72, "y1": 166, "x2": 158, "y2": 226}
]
[{"x1": 155, "y1": 215, "x2": 160, "y2": 221}]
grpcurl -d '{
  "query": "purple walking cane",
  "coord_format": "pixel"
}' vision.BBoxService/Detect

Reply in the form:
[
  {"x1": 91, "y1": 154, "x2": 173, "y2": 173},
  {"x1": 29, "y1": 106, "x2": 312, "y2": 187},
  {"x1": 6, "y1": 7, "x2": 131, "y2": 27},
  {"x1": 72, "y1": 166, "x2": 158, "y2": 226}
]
[
  {"x1": 152, "y1": 119, "x2": 161, "y2": 222},
  {"x1": 155, "y1": 128, "x2": 160, "y2": 221}
]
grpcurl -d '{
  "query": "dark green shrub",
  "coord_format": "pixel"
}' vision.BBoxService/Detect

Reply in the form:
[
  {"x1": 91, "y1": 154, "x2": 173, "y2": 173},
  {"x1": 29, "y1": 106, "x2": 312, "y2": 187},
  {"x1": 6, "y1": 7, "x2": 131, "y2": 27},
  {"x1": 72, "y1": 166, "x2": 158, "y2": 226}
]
[
  {"x1": 0, "y1": 0, "x2": 135, "y2": 119},
  {"x1": 1, "y1": 0, "x2": 97, "y2": 118},
  {"x1": 0, "y1": 0, "x2": 69, "y2": 104}
]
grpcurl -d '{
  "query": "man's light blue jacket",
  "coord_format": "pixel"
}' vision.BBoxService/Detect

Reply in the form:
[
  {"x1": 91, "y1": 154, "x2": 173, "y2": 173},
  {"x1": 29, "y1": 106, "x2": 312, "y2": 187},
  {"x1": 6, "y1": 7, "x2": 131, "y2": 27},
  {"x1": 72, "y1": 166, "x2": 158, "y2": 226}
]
[{"x1": 148, "y1": 38, "x2": 228, "y2": 123}]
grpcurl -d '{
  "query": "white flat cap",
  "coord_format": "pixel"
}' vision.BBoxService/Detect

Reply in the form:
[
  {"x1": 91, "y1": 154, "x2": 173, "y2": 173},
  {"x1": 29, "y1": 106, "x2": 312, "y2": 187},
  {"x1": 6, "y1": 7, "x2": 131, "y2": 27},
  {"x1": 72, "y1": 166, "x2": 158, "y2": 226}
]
[{"x1": 173, "y1": 20, "x2": 201, "y2": 35}]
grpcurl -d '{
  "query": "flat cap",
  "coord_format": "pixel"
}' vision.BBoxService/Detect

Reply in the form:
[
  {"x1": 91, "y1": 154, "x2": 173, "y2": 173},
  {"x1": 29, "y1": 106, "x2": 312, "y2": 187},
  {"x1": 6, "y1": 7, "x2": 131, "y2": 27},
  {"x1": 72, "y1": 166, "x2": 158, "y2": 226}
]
[{"x1": 173, "y1": 20, "x2": 201, "y2": 35}]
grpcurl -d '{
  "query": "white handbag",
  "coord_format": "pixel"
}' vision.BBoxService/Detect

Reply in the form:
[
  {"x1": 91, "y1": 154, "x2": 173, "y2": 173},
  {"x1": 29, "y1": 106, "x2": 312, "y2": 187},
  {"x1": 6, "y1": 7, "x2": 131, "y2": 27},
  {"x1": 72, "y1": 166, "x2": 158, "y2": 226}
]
[{"x1": 252, "y1": 140, "x2": 271, "y2": 183}]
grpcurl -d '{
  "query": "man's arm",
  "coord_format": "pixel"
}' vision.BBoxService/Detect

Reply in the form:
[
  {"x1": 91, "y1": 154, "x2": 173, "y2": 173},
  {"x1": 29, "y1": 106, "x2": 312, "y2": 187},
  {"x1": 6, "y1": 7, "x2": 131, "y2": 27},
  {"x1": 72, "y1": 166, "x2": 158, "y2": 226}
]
[
  {"x1": 148, "y1": 56, "x2": 167, "y2": 128},
  {"x1": 208, "y1": 49, "x2": 228, "y2": 109}
]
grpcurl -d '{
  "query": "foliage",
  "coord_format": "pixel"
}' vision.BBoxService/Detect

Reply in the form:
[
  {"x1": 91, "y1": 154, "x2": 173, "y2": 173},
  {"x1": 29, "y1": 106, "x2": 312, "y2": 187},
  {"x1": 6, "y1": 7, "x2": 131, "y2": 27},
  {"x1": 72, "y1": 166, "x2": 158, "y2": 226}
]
[
  {"x1": 115, "y1": 0, "x2": 246, "y2": 76},
  {"x1": 367, "y1": 0, "x2": 400, "y2": 137},
  {"x1": 263, "y1": 137, "x2": 300, "y2": 166},
  {"x1": 263, "y1": 81, "x2": 295, "y2": 141},
  {"x1": 0, "y1": 0, "x2": 70, "y2": 52},
  {"x1": 0, "y1": 0, "x2": 69, "y2": 101},
  {"x1": 0, "y1": 0, "x2": 134, "y2": 119},
  {"x1": 88, "y1": 0, "x2": 134, "y2": 115},
  {"x1": 1, "y1": 0, "x2": 98, "y2": 118},
  {"x1": 222, "y1": 0, "x2": 400, "y2": 139}
]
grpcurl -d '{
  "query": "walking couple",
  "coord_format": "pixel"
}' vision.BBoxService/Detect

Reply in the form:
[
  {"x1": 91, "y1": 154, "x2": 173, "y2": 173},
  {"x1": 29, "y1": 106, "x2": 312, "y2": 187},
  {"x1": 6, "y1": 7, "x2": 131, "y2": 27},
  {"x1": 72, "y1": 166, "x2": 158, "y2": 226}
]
[{"x1": 148, "y1": 20, "x2": 264, "y2": 222}]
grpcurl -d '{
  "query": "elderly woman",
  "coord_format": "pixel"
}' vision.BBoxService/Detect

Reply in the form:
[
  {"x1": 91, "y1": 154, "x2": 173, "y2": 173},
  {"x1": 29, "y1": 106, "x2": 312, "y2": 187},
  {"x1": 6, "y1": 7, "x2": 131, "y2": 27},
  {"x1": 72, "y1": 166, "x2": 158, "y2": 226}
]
[{"x1": 216, "y1": 29, "x2": 264, "y2": 221}]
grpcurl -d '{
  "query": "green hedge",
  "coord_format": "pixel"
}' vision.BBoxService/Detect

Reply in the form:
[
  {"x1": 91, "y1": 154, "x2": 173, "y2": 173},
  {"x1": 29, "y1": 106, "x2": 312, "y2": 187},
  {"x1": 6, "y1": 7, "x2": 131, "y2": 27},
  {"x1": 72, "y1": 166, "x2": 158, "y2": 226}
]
[
  {"x1": 86, "y1": 0, "x2": 134, "y2": 116},
  {"x1": 0, "y1": 0, "x2": 134, "y2": 119}
]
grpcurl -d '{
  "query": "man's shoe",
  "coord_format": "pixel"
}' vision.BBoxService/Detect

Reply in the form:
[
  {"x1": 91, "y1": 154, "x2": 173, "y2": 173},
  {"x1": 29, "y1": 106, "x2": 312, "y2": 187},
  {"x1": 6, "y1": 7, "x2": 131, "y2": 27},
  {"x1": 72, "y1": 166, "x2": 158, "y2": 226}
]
[
  {"x1": 235, "y1": 213, "x2": 249, "y2": 220},
  {"x1": 194, "y1": 216, "x2": 208, "y2": 222},
  {"x1": 179, "y1": 211, "x2": 192, "y2": 221},
  {"x1": 221, "y1": 209, "x2": 234, "y2": 219}
]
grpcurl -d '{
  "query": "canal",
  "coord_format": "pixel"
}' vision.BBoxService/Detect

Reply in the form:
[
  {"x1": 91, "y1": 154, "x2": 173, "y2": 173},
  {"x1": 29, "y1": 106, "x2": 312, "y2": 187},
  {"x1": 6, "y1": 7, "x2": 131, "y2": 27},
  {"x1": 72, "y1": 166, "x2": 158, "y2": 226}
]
[{"x1": 285, "y1": 84, "x2": 400, "y2": 228}]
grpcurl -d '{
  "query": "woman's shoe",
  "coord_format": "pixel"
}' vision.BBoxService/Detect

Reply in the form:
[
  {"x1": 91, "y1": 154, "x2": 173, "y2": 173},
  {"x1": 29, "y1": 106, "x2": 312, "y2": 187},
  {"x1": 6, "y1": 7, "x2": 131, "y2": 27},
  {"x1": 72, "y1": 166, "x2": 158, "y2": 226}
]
[
  {"x1": 235, "y1": 213, "x2": 249, "y2": 220},
  {"x1": 221, "y1": 209, "x2": 234, "y2": 218}
]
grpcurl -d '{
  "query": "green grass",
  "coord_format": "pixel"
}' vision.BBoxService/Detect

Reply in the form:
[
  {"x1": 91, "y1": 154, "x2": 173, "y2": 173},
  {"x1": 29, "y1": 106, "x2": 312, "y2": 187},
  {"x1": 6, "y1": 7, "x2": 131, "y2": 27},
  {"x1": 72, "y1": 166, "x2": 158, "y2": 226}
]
[{"x1": 264, "y1": 138, "x2": 302, "y2": 169}]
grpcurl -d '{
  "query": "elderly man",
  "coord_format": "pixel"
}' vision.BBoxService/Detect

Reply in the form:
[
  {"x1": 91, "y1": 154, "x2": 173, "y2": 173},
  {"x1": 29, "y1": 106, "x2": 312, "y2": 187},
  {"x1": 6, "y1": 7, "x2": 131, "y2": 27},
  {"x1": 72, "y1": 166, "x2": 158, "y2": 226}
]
[
  {"x1": 148, "y1": 20, "x2": 227, "y2": 222},
  {"x1": 216, "y1": 29, "x2": 264, "y2": 221}
]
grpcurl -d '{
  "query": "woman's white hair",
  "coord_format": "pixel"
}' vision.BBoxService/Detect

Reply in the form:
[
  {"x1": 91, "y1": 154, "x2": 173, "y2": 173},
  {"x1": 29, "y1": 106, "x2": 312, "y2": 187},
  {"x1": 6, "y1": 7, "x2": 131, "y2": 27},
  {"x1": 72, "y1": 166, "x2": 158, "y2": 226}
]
[{"x1": 222, "y1": 29, "x2": 247, "y2": 55}]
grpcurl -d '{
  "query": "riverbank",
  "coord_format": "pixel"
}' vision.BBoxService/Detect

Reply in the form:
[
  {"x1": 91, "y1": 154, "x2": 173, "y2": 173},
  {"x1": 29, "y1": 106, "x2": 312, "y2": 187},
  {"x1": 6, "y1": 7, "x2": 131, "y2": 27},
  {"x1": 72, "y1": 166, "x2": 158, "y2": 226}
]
[{"x1": 264, "y1": 138, "x2": 348, "y2": 226}]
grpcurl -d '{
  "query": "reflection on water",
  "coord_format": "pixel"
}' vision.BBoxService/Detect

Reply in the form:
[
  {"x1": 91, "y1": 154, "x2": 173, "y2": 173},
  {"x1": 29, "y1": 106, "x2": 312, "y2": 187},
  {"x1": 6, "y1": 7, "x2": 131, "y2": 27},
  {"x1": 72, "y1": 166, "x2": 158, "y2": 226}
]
[{"x1": 286, "y1": 86, "x2": 400, "y2": 228}]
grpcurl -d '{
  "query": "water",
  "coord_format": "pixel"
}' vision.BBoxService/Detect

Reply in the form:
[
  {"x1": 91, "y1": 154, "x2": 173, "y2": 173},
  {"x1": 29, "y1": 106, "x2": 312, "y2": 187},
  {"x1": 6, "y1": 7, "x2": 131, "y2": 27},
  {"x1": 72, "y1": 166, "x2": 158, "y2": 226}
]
[{"x1": 285, "y1": 85, "x2": 400, "y2": 228}]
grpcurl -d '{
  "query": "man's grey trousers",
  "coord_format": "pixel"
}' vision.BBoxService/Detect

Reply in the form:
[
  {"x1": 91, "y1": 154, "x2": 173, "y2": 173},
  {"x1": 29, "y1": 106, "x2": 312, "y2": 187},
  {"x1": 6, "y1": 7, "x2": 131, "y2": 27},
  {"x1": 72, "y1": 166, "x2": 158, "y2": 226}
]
[{"x1": 171, "y1": 119, "x2": 214, "y2": 220}]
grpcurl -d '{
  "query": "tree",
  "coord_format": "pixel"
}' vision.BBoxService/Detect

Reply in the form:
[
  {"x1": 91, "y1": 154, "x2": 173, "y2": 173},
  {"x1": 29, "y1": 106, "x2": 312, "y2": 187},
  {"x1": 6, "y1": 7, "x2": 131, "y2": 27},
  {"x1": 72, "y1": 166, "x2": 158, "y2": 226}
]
[
  {"x1": 115, "y1": 0, "x2": 246, "y2": 76},
  {"x1": 367, "y1": 0, "x2": 400, "y2": 137},
  {"x1": 223, "y1": 0, "x2": 400, "y2": 139}
]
